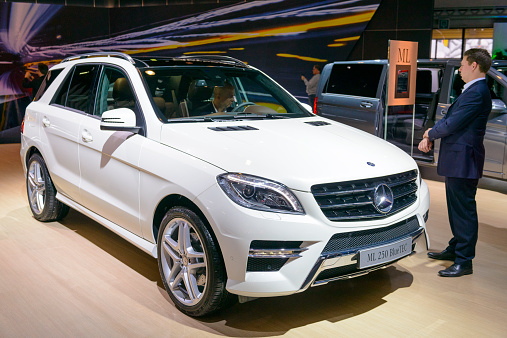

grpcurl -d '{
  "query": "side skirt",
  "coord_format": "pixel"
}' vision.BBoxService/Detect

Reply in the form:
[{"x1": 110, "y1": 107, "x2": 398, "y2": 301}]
[{"x1": 57, "y1": 193, "x2": 157, "y2": 258}]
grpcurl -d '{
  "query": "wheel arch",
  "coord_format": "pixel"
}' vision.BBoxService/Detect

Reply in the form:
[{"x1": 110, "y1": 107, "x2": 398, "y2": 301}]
[
  {"x1": 25, "y1": 146, "x2": 42, "y2": 166},
  {"x1": 152, "y1": 193, "x2": 229, "y2": 275},
  {"x1": 153, "y1": 194, "x2": 215, "y2": 245}
]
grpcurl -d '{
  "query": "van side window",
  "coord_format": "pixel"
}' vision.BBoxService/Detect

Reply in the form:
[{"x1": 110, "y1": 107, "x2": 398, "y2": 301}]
[
  {"x1": 450, "y1": 69, "x2": 465, "y2": 103},
  {"x1": 487, "y1": 75, "x2": 506, "y2": 103},
  {"x1": 325, "y1": 64, "x2": 383, "y2": 98}
]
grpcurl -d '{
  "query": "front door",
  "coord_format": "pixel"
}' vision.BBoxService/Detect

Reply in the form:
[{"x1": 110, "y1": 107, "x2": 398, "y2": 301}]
[
  {"x1": 483, "y1": 72, "x2": 507, "y2": 177},
  {"x1": 78, "y1": 66, "x2": 144, "y2": 236}
]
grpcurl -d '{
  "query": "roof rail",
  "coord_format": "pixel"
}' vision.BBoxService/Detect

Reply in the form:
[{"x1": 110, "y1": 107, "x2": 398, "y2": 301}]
[
  {"x1": 175, "y1": 55, "x2": 248, "y2": 68},
  {"x1": 61, "y1": 52, "x2": 135, "y2": 64}
]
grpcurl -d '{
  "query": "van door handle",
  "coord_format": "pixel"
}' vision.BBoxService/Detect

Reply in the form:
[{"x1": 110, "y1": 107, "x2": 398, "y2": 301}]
[
  {"x1": 360, "y1": 101, "x2": 373, "y2": 108},
  {"x1": 81, "y1": 130, "x2": 93, "y2": 143},
  {"x1": 42, "y1": 117, "x2": 50, "y2": 127}
]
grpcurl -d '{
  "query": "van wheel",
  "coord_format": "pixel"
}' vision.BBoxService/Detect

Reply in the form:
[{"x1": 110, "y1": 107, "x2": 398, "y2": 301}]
[
  {"x1": 157, "y1": 207, "x2": 236, "y2": 316},
  {"x1": 26, "y1": 154, "x2": 69, "y2": 222}
]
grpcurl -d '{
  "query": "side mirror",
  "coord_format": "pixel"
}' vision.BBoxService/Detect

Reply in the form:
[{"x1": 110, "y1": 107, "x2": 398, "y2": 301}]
[
  {"x1": 491, "y1": 99, "x2": 507, "y2": 113},
  {"x1": 100, "y1": 108, "x2": 140, "y2": 133}
]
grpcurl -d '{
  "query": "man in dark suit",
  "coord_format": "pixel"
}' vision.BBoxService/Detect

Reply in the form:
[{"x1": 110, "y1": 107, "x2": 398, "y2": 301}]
[
  {"x1": 418, "y1": 48, "x2": 492, "y2": 277},
  {"x1": 192, "y1": 82, "x2": 235, "y2": 116}
]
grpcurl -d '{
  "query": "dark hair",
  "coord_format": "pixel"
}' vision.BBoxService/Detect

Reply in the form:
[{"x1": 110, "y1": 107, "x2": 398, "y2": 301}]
[
  {"x1": 313, "y1": 64, "x2": 322, "y2": 73},
  {"x1": 38, "y1": 63, "x2": 49, "y2": 75},
  {"x1": 463, "y1": 48, "x2": 491, "y2": 74}
]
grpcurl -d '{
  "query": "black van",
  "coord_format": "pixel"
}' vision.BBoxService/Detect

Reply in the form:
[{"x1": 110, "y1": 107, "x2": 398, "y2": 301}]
[{"x1": 315, "y1": 59, "x2": 507, "y2": 181}]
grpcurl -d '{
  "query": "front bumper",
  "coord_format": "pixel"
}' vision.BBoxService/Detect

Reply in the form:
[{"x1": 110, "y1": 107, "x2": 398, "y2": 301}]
[{"x1": 196, "y1": 177, "x2": 430, "y2": 297}]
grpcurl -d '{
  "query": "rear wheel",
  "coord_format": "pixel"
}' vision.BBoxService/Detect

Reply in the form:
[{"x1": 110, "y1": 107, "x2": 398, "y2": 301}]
[
  {"x1": 157, "y1": 207, "x2": 236, "y2": 316},
  {"x1": 26, "y1": 153, "x2": 69, "y2": 222}
]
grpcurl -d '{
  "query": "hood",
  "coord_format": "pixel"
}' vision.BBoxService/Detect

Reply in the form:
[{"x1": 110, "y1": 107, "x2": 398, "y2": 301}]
[{"x1": 159, "y1": 117, "x2": 418, "y2": 191}]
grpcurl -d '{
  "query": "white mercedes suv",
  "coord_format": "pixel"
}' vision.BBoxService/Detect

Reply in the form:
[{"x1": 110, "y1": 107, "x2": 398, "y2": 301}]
[{"x1": 20, "y1": 52, "x2": 430, "y2": 316}]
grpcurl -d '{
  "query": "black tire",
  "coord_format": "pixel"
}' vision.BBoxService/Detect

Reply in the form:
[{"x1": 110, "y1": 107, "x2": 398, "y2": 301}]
[
  {"x1": 157, "y1": 207, "x2": 236, "y2": 316},
  {"x1": 26, "y1": 153, "x2": 69, "y2": 222}
]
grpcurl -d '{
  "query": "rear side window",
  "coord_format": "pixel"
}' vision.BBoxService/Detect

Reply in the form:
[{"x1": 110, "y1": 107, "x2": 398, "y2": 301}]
[
  {"x1": 34, "y1": 69, "x2": 63, "y2": 101},
  {"x1": 66, "y1": 65, "x2": 99, "y2": 114},
  {"x1": 325, "y1": 64, "x2": 383, "y2": 98},
  {"x1": 51, "y1": 64, "x2": 99, "y2": 114}
]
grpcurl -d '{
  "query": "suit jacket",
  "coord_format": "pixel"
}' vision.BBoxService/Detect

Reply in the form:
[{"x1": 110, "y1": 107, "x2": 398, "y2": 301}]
[{"x1": 428, "y1": 79, "x2": 491, "y2": 179}]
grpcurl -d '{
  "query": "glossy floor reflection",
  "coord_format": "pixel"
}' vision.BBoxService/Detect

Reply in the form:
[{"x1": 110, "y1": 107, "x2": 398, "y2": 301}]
[{"x1": 1, "y1": 144, "x2": 506, "y2": 336}]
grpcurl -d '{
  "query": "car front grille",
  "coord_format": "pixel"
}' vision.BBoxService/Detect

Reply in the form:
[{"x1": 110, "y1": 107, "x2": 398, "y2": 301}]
[
  {"x1": 321, "y1": 215, "x2": 420, "y2": 255},
  {"x1": 311, "y1": 170, "x2": 418, "y2": 221}
]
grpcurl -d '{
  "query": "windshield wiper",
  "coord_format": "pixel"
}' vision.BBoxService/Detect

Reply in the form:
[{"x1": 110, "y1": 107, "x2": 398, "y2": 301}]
[
  {"x1": 233, "y1": 113, "x2": 288, "y2": 120},
  {"x1": 166, "y1": 117, "x2": 217, "y2": 123}
]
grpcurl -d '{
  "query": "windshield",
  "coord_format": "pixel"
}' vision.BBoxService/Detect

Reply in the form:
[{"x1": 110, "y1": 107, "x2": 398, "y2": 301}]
[{"x1": 140, "y1": 66, "x2": 312, "y2": 122}]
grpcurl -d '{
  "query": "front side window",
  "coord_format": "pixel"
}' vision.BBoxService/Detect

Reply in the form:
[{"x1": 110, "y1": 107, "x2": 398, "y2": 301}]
[
  {"x1": 94, "y1": 66, "x2": 138, "y2": 117},
  {"x1": 141, "y1": 67, "x2": 311, "y2": 122},
  {"x1": 325, "y1": 64, "x2": 383, "y2": 98}
]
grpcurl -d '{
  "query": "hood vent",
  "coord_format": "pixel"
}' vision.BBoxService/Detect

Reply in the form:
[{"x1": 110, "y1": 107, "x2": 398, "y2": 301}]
[
  {"x1": 208, "y1": 125, "x2": 258, "y2": 131},
  {"x1": 305, "y1": 121, "x2": 330, "y2": 126}
]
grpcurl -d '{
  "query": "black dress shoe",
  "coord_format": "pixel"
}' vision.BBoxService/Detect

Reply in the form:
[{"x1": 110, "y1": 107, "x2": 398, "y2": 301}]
[
  {"x1": 427, "y1": 248, "x2": 456, "y2": 261},
  {"x1": 438, "y1": 262, "x2": 473, "y2": 277}
]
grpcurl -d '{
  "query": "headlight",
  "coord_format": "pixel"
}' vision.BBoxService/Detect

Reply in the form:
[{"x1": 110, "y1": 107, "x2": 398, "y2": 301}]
[{"x1": 217, "y1": 173, "x2": 304, "y2": 214}]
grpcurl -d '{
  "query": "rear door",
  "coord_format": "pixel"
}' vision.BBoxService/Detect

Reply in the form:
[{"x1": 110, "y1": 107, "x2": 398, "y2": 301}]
[
  {"x1": 316, "y1": 62, "x2": 386, "y2": 136},
  {"x1": 38, "y1": 66, "x2": 90, "y2": 199}
]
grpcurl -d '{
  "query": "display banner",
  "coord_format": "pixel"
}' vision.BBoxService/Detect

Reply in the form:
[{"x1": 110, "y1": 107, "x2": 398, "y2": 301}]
[{"x1": 387, "y1": 40, "x2": 418, "y2": 106}]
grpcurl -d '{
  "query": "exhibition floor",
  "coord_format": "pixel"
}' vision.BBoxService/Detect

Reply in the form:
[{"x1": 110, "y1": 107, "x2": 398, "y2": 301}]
[{"x1": 1, "y1": 143, "x2": 506, "y2": 337}]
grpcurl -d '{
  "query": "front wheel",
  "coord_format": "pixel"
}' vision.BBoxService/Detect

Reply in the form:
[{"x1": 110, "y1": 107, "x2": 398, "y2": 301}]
[
  {"x1": 157, "y1": 207, "x2": 236, "y2": 316},
  {"x1": 26, "y1": 153, "x2": 69, "y2": 222}
]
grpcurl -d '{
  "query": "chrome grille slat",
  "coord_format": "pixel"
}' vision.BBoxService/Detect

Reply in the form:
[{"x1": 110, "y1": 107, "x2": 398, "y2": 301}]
[
  {"x1": 312, "y1": 186, "x2": 373, "y2": 197},
  {"x1": 312, "y1": 170, "x2": 418, "y2": 221},
  {"x1": 319, "y1": 200, "x2": 373, "y2": 210}
]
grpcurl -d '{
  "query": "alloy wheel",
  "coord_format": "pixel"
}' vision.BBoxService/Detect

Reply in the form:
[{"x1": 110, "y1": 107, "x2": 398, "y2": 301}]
[
  {"x1": 27, "y1": 160, "x2": 46, "y2": 215},
  {"x1": 161, "y1": 218, "x2": 208, "y2": 306}
]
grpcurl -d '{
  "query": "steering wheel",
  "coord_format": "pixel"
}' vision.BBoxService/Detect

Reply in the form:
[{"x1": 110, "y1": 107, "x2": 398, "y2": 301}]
[{"x1": 232, "y1": 101, "x2": 256, "y2": 112}]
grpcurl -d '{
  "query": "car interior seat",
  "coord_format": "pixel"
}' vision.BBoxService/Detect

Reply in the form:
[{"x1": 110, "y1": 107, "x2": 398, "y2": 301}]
[
  {"x1": 113, "y1": 77, "x2": 135, "y2": 110},
  {"x1": 187, "y1": 80, "x2": 213, "y2": 116}
]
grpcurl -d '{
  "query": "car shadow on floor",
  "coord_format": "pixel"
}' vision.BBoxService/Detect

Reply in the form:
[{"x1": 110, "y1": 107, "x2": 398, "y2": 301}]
[
  {"x1": 58, "y1": 208, "x2": 414, "y2": 336},
  {"x1": 59, "y1": 208, "x2": 161, "y2": 284},
  {"x1": 200, "y1": 266, "x2": 413, "y2": 336}
]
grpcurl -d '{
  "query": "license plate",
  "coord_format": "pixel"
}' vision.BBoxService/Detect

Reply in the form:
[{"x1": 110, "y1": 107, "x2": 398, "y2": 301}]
[{"x1": 358, "y1": 237, "x2": 412, "y2": 269}]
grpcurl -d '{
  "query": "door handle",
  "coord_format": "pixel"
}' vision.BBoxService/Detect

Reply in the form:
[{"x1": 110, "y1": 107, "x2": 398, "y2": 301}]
[
  {"x1": 81, "y1": 130, "x2": 93, "y2": 143},
  {"x1": 360, "y1": 101, "x2": 373, "y2": 108},
  {"x1": 42, "y1": 116, "x2": 50, "y2": 127}
]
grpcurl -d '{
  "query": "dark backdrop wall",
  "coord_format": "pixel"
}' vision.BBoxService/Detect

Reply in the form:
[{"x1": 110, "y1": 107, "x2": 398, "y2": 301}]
[
  {"x1": 0, "y1": 0, "x2": 432, "y2": 143},
  {"x1": 349, "y1": 0, "x2": 434, "y2": 60}
]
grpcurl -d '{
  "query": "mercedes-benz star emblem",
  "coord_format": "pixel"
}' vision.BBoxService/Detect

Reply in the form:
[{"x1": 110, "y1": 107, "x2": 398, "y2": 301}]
[{"x1": 373, "y1": 184, "x2": 394, "y2": 214}]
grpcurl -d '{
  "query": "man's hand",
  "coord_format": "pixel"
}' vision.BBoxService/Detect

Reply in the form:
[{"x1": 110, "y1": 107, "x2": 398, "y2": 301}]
[
  {"x1": 301, "y1": 75, "x2": 306, "y2": 81},
  {"x1": 418, "y1": 138, "x2": 433, "y2": 153}
]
